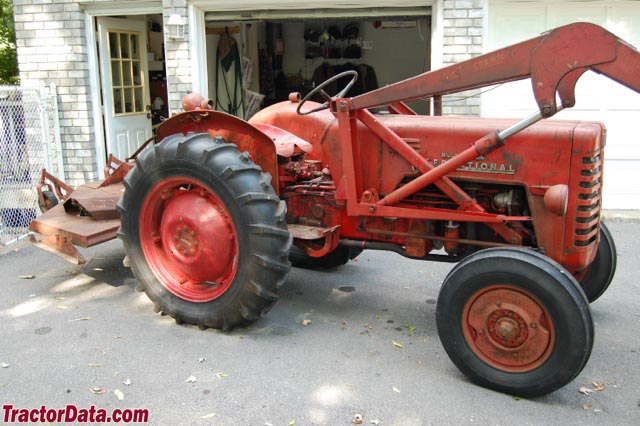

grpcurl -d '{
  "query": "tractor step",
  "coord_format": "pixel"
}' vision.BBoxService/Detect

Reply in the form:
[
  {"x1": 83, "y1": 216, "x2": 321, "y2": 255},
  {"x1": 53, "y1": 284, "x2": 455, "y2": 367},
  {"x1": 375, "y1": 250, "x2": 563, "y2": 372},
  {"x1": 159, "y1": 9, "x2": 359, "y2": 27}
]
[{"x1": 288, "y1": 224, "x2": 341, "y2": 258}]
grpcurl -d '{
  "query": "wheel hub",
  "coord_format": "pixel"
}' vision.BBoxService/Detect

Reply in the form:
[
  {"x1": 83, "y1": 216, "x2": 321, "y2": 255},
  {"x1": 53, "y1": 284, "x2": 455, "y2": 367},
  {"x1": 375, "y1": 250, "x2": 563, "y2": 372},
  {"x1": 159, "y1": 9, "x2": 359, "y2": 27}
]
[
  {"x1": 463, "y1": 286, "x2": 554, "y2": 372},
  {"x1": 160, "y1": 191, "x2": 236, "y2": 283},
  {"x1": 173, "y1": 224, "x2": 197, "y2": 256},
  {"x1": 140, "y1": 177, "x2": 239, "y2": 302},
  {"x1": 488, "y1": 309, "x2": 529, "y2": 348}
]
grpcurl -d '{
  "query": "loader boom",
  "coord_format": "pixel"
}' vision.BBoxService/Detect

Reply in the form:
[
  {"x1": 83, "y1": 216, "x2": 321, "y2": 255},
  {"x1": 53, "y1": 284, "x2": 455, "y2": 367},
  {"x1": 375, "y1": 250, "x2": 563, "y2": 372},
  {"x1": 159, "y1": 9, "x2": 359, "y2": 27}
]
[
  {"x1": 322, "y1": 21, "x2": 640, "y2": 253},
  {"x1": 351, "y1": 22, "x2": 640, "y2": 117}
]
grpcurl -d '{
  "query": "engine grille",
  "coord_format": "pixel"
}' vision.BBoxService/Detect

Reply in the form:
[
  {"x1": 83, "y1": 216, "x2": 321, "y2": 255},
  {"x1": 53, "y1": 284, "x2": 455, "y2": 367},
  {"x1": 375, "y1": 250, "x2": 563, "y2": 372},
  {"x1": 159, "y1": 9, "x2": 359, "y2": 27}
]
[{"x1": 574, "y1": 153, "x2": 602, "y2": 247}]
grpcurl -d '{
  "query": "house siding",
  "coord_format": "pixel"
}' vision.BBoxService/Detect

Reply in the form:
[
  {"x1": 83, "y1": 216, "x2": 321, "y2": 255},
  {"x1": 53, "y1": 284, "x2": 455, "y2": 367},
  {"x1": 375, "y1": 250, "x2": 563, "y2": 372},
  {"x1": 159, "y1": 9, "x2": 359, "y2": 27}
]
[
  {"x1": 163, "y1": 0, "x2": 192, "y2": 114},
  {"x1": 441, "y1": 0, "x2": 484, "y2": 116}
]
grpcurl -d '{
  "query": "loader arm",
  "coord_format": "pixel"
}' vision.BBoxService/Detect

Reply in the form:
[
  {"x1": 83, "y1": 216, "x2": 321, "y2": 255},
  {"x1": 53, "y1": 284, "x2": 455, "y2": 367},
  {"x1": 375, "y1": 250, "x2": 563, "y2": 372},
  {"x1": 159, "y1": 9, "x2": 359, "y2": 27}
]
[
  {"x1": 330, "y1": 22, "x2": 640, "y2": 246},
  {"x1": 351, "y1": 22, "x2": 640, "y2": 117}
]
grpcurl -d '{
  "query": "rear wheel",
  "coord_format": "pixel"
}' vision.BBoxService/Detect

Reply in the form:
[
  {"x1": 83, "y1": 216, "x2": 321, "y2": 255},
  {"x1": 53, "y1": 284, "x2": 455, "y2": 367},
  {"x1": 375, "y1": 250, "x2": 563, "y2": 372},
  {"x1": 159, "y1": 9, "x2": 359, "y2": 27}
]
[
  {"x1": 578, "y1": 222, "x2": 617, "y2": 303},
  {"x1": 436, "y1": 248, "x2": 593, "y2": 397},
  {"x1": 289, "y1": 245, "x2": 362, "y2": 269},
  {"x1": 118, "y1": 133, "x2": 291, "y2": 330}
]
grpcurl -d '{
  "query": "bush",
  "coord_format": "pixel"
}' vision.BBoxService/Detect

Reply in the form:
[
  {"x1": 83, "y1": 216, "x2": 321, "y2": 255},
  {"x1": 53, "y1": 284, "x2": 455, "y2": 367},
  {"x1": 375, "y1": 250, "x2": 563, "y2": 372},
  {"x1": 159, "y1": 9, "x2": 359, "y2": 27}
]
[{"x1": 0, "y1": 0, "x2": 19, "y2": 84}]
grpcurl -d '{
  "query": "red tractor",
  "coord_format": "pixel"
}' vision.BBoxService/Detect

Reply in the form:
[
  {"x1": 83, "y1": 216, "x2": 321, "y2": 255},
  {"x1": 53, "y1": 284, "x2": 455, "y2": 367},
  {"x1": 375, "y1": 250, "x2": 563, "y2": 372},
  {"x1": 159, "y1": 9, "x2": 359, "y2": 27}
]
[{"x1": 30, "y1": 23, "x2": 639, "y2": 397}]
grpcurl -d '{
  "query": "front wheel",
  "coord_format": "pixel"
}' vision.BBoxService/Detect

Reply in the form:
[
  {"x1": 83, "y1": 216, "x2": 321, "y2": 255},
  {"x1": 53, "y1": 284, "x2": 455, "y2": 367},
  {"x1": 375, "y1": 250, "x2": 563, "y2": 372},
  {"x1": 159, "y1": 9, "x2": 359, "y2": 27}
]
[
  {"x1": 578, "y1": 222, "x2": 617, "y2": 303},
  {"x1": 118, "y1": 133, "x2": 291, "y2": 330},
  {"x1": 436, "y1": 248, "x2": 593, "y2": 397}
]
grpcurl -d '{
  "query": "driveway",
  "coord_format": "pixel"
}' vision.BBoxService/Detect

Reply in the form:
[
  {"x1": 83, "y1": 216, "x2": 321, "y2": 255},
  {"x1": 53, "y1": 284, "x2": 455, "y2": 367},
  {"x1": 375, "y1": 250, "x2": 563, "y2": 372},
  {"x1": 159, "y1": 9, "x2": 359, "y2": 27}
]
[{"x1": 0, "y1": 222, "x2": 639, "y2": 425}]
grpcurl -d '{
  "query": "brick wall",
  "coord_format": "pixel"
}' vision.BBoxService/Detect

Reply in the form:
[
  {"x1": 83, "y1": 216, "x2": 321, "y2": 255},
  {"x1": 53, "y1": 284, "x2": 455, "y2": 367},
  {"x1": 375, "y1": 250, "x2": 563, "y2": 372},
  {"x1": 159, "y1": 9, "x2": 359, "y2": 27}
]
[
  {"x1": 13, "y1": 0, "x2": 95, "y2": 186},
  {"x1": 441, "y1": 0, "x2": 484, "y2": 116},
  {"x1": 163, "y1": 0, "x2": 191, "y2": 114}
]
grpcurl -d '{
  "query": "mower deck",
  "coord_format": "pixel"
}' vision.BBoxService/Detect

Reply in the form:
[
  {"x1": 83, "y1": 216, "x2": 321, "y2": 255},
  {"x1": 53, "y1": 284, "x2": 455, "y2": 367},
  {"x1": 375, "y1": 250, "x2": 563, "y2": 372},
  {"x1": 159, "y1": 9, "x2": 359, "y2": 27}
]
[{"x1": 28, "y1": 182, "x2": 123, "y2": 264}]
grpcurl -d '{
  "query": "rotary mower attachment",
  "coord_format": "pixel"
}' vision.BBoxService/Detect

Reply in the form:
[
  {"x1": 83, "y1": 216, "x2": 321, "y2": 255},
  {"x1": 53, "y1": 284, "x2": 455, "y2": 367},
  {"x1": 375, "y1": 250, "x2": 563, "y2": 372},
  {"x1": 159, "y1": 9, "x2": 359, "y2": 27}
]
[{"x1": 28, "y1": 155, "x2": 132, "y2": 264}]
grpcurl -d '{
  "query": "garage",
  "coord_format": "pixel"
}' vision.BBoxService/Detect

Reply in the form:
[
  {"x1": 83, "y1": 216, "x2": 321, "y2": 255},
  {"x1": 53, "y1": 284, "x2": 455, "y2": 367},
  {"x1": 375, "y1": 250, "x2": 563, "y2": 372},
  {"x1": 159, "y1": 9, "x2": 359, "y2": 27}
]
[
  {"x1": 483, "y1": 0, "x2": 640, "y2": 209},
  {"x1": 189, "y1": 2, "x2": 434, "y2": 118}
]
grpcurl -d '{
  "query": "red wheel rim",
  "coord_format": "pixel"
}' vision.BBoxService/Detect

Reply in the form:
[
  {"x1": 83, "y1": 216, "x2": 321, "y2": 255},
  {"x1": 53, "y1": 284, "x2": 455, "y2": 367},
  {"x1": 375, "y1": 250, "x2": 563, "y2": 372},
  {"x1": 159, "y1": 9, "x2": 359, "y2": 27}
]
[
  {"x1": 462, "y1": 285, "x2": 555, "y2": 372},
  {"x1": 139, "y1": 177, "x2": 239, "y2": 302}
]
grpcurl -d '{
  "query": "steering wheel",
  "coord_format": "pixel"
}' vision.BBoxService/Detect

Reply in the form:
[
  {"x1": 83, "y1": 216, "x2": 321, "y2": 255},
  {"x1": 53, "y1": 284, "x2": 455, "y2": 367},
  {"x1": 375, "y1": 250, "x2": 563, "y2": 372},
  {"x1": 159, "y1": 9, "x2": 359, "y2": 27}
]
[{"x1": 297, "y1": 70, "x2": 359, "y2": 115}]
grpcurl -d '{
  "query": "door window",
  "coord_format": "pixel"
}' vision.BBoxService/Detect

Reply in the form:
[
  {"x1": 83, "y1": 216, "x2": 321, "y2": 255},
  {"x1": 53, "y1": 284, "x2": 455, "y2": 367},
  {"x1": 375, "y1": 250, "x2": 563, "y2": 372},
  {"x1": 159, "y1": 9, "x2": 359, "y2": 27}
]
[{"x1": 107, "y1": 30, "x2": 145, "y2": 115}]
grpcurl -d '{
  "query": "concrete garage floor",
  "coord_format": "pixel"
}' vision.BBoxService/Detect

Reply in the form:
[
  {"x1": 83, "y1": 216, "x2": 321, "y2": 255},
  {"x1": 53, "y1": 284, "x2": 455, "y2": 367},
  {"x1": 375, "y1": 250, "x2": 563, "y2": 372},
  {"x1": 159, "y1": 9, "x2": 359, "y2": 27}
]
[{"x1": 0, "y1": 221, "x2": 639, "y2": 425}]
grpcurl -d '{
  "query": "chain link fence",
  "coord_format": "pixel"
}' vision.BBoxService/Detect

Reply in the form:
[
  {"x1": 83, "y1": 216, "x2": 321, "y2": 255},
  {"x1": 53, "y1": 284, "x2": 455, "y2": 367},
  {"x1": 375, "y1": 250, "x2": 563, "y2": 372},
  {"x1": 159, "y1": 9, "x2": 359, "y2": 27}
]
[{"x1": 0, "y1": 83, "x2": 61, "y2": 247}]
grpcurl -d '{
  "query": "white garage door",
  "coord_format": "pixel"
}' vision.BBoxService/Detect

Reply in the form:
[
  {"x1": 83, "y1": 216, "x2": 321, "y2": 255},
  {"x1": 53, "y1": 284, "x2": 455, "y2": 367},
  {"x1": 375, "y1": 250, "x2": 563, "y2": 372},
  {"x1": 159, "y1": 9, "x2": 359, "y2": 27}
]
[{"x1": 484, "y1": 0, "x2": 640, "y2": 210}]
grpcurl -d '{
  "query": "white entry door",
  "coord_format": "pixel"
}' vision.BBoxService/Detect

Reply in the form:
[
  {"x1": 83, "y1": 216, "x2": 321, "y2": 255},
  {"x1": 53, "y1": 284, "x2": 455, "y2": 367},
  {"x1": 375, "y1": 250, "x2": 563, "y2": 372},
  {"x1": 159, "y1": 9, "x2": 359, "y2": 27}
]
[{"x1": 98, "y1": 17, "x2": 152, "y2": 160}]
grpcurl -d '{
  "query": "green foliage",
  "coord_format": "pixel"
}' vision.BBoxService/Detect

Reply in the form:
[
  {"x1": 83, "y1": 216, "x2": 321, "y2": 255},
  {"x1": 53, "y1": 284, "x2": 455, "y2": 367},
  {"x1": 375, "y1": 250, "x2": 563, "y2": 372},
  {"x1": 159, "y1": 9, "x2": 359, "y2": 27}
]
[{"x1": 0, "y1": 0, "x2": 18, "y2": 84}]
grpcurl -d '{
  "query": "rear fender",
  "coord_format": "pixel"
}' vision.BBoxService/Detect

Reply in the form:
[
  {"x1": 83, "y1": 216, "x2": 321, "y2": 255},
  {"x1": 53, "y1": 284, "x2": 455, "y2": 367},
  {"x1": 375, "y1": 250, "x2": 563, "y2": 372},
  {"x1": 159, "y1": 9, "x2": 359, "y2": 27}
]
[{"x1": 156, "y1": 111, "x2": 278, "y2": 191}]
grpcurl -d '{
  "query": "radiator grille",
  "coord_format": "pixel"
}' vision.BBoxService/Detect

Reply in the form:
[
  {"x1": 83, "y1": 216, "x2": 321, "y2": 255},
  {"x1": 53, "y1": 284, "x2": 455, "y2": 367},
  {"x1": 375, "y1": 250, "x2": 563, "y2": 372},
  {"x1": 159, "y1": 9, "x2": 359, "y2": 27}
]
[{"x1": 574, "y1": 154, "x2": 602, "y2": 247}]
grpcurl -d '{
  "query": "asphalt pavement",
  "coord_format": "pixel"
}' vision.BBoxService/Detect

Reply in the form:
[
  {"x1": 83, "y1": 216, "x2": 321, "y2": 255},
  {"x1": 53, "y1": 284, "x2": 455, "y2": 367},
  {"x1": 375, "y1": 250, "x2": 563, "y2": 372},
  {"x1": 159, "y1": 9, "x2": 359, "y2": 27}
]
[{"x1": 0, "y1": 221, "x2": 639, "y2": 425}]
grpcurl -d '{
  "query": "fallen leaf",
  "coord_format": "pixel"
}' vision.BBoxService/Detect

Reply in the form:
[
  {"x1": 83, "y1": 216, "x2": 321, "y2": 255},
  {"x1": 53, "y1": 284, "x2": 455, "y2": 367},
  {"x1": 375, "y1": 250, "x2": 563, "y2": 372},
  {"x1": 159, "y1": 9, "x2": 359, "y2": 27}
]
[
  {"x1": 583, "y1": 404, "x2": 592, "y2": 410},
  {"x1": 352, "y1": 413, "x2": 363, "y2": 424},
  {"x1": 215, "y1": 373, "x2": 228, "y2": 378},
  {"x1": 392, "y1": 386, "x2": 400, "y2": 393},
  {"x1": 402, "y1": 324, "x2": 417, "y2": 333},
  {"x1": 55, "y1": 305, "x2": 69, "y2": 310},
  {"x1": 200, "y1": 413, "x2": 216, "y2": 419},
  {"x1": 90, "y1": 387, "x2": 105, "y2": 395},
  {"x1": 123, "y1": 379, "x2": 132, "y2": 386},
  {"x1": 593, "y1": 382, "x2": 605, "y2": 391},
  {"x1": 88, "y1": 364, "x2": 105, "y2": 368},
  {"x1": 70, "y1": 317, "x2": 92, "y2": 322},
  {"x1": 18, "y1": 275, "x2": 35, "y2": 279},
  {"x1": 579, "y1": 386, "x2": 595, "y2": 396},
  {"x1": 342, "y1": 320, "x2": 348, "y2": 326},
  {"x1": 512, "y1": 396, "x2": 521, "y2": 401},
  {"x1": 1, "y1": 363, "x2": 9, "y2": 368},
  {"x1": 392, "y1": 341, "x2": 403, "y2": 349},
  {"x1": 198, "y1": 357, "x2": 206, "y2": 363},
  {"x1": 289, "y1": 420, "x2": 296, "y2": 426},
  {"x1": 114, "y1": 389, "x2": 124, "y2": 401},
  {"x1": 185, "y1": 375, "x2": 197, "y2": 383},
  {"x1": 301, "y1": 319, "x2": 311, "y2": 326}
]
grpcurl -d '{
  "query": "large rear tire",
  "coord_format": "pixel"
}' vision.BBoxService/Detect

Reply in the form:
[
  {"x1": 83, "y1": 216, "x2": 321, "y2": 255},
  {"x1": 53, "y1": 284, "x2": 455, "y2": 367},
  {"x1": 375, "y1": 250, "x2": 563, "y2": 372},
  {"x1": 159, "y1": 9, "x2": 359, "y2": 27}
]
[
  {"x1": 578, "y1": 222, "x2": 617, "y2": 303},
  {"x1": 118, "y1": 133, "x2": 291, "y2": 330},
  {"x1": 436, "y1": 248, "x2": 593, "y2": 397}
]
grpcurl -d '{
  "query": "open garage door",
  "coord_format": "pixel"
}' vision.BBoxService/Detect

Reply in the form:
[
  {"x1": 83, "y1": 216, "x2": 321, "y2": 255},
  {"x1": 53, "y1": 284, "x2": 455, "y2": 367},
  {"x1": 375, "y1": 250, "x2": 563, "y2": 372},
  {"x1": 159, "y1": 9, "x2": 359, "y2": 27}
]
[{"x1": 200, "y1": 3, "x2": 432, "y2": 116}]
